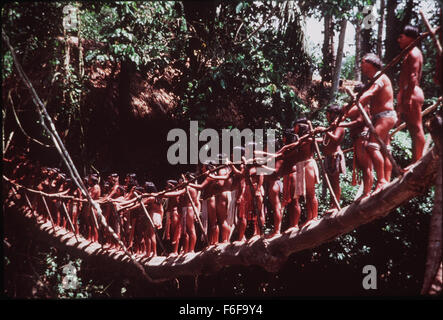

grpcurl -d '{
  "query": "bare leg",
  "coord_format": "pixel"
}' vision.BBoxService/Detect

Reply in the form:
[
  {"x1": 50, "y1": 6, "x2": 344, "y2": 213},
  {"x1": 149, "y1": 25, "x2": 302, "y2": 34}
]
[
  {"x1": 147, "y1": 222, "x2": 156, "y2": 257},
  {"x1": 216, "y1": 194, "x2": 231, "y2": 243},
  {"x1": 327, "y1": 171, "x2": 340, "y2": 212},
  {"x1": 171, "y1": 211, "x2": 180, "y2": 255},
  {"x1": 186, "y1": 206, "x2": 197, "y2": 252},
  {"x1": 236, "y1": 200, "x2": 247, "y2": 241},
  {"x1": 267, "y1": 179, "x2": 282, "y2": 236},
  {"x1": 207, "y1": 197, "x2": 218, "y2": 244},
  {"x1": 305, "y1": 161, "x2": 318, "y2": 221}
]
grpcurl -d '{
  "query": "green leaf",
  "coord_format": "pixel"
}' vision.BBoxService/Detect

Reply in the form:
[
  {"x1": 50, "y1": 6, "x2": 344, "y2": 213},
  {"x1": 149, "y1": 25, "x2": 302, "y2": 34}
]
[{"x1": 236, "y1": 2, "x2": 243, "y2": 14}]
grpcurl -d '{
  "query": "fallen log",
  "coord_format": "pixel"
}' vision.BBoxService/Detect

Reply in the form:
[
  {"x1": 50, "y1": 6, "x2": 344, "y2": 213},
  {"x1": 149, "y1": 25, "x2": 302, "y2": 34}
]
[{"x1": 4, "y1": 143, "x2": 439, "y2": 282}]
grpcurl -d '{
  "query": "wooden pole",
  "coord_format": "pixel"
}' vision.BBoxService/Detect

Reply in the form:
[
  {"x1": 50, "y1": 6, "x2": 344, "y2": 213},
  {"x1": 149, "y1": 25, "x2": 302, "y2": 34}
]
[
  {"x1": 41, "y1": 195, "x2": 56, "y2": 232},
  {"x1": 4, "y1": 131, "x2": 14, "y2": 155},
  {"x1": 308, "y1": 121, "x2": 341, "y2": 211},
  {"x1": 185, "y1": 186, "x2": 208, "y2": 244},
  {"x1": 61, "y1": 202, "x2": 79, "y2": 242},
  {"x1": 419, "y1": 10, "x2": 442, "y2": 56},
  {"x1": 135, "y1": 192, "x2": 167, "y2": 255},
  {"x1": 23, "y1": 192, "x2": 35, "y2": 215},
  {"x1": 390, "y1": 97, "x2": 443, "y2": 137},
  {"x1": 344, "y1": 87, "x2": 402, "y2": 176}
]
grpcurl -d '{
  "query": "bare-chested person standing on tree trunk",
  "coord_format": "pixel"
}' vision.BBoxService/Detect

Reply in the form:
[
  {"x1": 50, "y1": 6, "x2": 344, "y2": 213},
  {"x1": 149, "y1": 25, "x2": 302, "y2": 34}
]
[
  {"x1": 316, "y1": 104, "x2": 346, "y2": 214},
  {"x1": 397, "y1": 25, "x2": 425, "y2": 165},
  {"x1": 359, "y1": 53, "x2": 396, "y2": 193}
]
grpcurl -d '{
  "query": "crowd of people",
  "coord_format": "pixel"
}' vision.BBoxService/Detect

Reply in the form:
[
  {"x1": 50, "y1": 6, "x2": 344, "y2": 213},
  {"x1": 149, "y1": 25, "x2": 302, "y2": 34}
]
[{"x1": 4, "y1": 25, "x2": 435, "y2": 259}]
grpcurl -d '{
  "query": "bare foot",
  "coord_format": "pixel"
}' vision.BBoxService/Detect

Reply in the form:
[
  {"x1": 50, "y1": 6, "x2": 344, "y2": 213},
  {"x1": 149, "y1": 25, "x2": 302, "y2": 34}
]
[
  {"x1": 265, "y1": 231, "x2": 281, "y2": 239},
  {"x1": 355, "y1": 193, "x2": 371, "y2": 202},
  {"x1": 234, "y1": 238, "x2": 247, "y2": 245},
  {"x1": 325, "y1": 208, "x2": 338, "y2": 215},
  {"x1": 372, "y1": 181, "x2": 387, "y2": 195}
]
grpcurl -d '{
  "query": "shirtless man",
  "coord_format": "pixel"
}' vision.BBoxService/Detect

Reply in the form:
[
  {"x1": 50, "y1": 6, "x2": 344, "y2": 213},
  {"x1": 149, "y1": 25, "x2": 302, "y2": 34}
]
[
  {"x1": 101, "y1": 173, "x2": 121, "y2": 246},
  {"x1": 189, "y1": 164, "x2": 220, "y2": 245},
  {"x1": 319, "y1": 104, "x2": 346, "y2": 213},
  {"x1": 397, "y1": 25, "x2": 425, "y2": 164},
  {"x1": 359, "y1": 53, "x2": 396, "y2": 192},
  {"x1": 281, "y1": 130, "x2": 301, "y2": 228},
  {"x1": 243, "y1": 145, "x2": 265, "y2": 237},
  {"x1": 161, "y1": 177, "x2": 199, "y2": 254},
  {"x1": 163, "y1": 180, "x2": 180, "y2": 252},
  {"x1": 339, "y1": 84, "x2": 373, "y2": 200},
  {"x1": 292, "y1": 119, "x2": 319, "y2": 224},
  {"x1": 182, "y1": 173, "x2": 199, "y2": 251},
  {"x1": 256, "y1": 122, "x2": 314, "y2": 234},
  {"x1": 227, "y1": 152, "x2": 248, "y2": 241},
  {"x1": 213, "y1": 163, "x2": 235, "y2": 242},
  {"x1": 86, "y1": 174, "x2": 101, "y2": 242},
  {"x1": 67, "y1": 178, "x2": 82, "y2": 235},
  {"x1": 207, "y1": 155, "x2": 247, "y2": 242},
  {"x1": 141, "y1": 182, "x2": 164, "y2": 257}
]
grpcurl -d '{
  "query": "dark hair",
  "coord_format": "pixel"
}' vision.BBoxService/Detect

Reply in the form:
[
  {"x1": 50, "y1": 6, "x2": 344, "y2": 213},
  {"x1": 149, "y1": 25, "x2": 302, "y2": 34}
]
[
  {"x1": 125, "y1": 173, "x2": 138, "y2": 187},
  {"x1": 89, "y1": 174, "x2": 99, "y2": 185},
  {"x1": 327, "y1": 104, "x2": 341, "y2": 114},
  {"x1": 283, "y1": 129, "x2": 297, "y2": 144},
  {"x1": 166, "y1": 179, "x2": 178, "y2": 186},
  {"x1": 293, "y1": 117, "x2": 308, "y2": 126},
  {"x1": 402, "y1": 25, "x2": 420, "y2": 39},
  {"x1": 135, "y1": 186, "x2": 145, "y2": 193},
  {"x1": 362, "y1": 53, "x2": 383, "y2": 70},
  {"x1": 354, "y1": 83, "x2": 366, "y2": 94},
  {"x1": 66, "y1": 179, "x2": 76, "y2": 190},
  {"x1": 144, "y1": 181, "x2": 158, "y2": 193},
  {"x1": 205, "y1": 163, "x2": 216, "y2": 170},
  {"x1": 184, "y1": 172, "x2": 196, "y2": 180},
  {"x1": 293, "y1": 117, "x2": 310, "y2": 136}
]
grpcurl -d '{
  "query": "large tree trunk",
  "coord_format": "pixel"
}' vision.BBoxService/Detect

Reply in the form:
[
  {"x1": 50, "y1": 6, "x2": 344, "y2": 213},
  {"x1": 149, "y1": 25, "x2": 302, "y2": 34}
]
[
  {"x1": 421, "y1": 115, "x2": 443, "y2": 295},
  {"x1": 330, "y1": 18, "x2": 347, "y2": 102},
  {"x1": 4, "y1": 143, "x2": 440, "y2": 283},
  {"x1": 354, "y1": 20, "x2": 362, "y2": 81},
  {"x1": 377, "y1": 0, "x2": 385, "y2": 57},
  {"x1": 385, "y1": 0, "x2": 414, "y2": 78},
  {"x1": 385, "y1": 0, "x2": 400, "y2": 78},
  {"x1": 321, "y1": 13, "x2": 334, "y2": 84}
]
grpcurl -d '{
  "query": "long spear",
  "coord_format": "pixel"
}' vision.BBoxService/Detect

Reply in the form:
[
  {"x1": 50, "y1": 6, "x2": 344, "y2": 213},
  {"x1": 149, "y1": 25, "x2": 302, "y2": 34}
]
[
  {"x1": 308, "y1": 121, "x2": 341, "y2": 211},
  {"x1": 135, "y1": 191, "x2": 167, "y2": 255}
]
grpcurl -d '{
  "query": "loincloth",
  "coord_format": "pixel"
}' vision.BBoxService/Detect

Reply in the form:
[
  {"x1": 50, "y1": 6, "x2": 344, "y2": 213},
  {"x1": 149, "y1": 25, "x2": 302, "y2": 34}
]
[
  {"x1": 372, "y1": 110, "x2": 398, "y2": 123},
  {"x1": 201, "y1": 199, "x2": 208, "y2": 236},
  {"x1": 227, "y1": 190, "x2": 237, "y2": 227},
  {"x1": 152, "y1": 212, "x2": 162, "y2": 229},
  {"x1": 294, "y1": 158, "x2": 319, "y2": 199},
  {"x1": 324, "y1": 150, "x2": 346, "y2": 176},
  {"x1": 181, "y1": 207, "x2": 187, "y2": 236}
]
